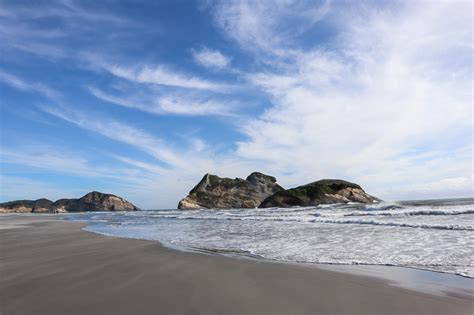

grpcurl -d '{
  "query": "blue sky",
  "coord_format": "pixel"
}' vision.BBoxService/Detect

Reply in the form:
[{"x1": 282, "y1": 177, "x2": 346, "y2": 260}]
[{"x1": 0, "y1": 0, "x2": 472, "y2": 209}]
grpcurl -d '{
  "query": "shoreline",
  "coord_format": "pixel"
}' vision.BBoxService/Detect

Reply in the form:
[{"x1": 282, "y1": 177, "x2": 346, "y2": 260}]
[
  {"x1": 1, "y1": 214, "x2": 473, "y2": 314},
  {"x1": 75, "y1": 213, "x2": 474, "y2": 290},
  {"x1": 82, "y1": 224, "x2": 474, "y2": 296}
]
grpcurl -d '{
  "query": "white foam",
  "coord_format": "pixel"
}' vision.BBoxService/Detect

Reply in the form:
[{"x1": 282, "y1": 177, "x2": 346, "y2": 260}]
[{"x1": 66, "y1": 198, "x2": 474, "y2": 278}]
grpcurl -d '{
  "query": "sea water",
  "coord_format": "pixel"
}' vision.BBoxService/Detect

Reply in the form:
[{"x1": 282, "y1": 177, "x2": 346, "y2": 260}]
[{"x1": 65, "y1": 198, "x2": 474, "y2": 278}]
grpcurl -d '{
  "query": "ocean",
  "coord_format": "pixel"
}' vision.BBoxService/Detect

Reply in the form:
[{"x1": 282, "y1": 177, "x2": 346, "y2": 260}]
[{"x1": 66, "y1": 198, "x2": 474, "y2": 278}]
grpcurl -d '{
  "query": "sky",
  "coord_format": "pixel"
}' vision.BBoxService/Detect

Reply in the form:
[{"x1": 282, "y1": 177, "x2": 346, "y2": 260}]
[{"x1": 0, "y1": 0, "x2": 472, "y2": 209}]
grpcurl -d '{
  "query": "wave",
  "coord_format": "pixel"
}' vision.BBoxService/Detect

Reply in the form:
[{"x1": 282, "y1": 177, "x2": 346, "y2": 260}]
[
  {"x1": 126, "y1": 212, "x2": 474, "y2": 231},
  {"x1": 344, "y1": 209, "x2": 474, "y2": 217},
  {"x1": 188, "y1": 246, "x2": 264, "y2": 258},
  {"x1": 311, "y1": 218, "x2": 474, "y2": 231},
  {"x1": 363, "y1": 204, "x2": 404, "y2": 211}
]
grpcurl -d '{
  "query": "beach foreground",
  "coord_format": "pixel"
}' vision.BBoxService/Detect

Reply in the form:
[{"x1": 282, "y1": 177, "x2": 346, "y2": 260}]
[{"x1": 0, "y1": 215, "x2": 472, "y2": 315}]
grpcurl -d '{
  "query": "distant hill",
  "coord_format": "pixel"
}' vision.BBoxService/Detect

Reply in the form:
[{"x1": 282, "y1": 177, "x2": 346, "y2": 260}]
[{"x1": 0, "y1": 191, "x2": 139, "y2": 213}]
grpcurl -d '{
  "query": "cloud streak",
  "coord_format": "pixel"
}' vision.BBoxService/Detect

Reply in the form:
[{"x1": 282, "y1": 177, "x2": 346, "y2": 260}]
[
  {"x1": 40, "y1": 104, "x2": 186, "y2": 168},
  {"x1": 0, "y1": 70, "x2": 60, "y2": 100},
  {"x1": 192, "y1": 47, "x2": 230, "y2": 69},
  {"x1": 0, "y1": 147, "x2": 139, "y2": 182},
  {"x1": 99, "y1": 63, "x2": 232, "y2": 92},
  {"x1": 0, "y1": 1, "x2": 132, "y2": 60},
  {"x1": 88, "y1": 86, "x2": 236, "y2": 116}
]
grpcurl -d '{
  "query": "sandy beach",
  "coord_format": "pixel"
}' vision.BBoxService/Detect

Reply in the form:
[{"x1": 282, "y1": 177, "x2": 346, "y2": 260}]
[{"x1": 0, "y1": 215, "x2": 472, "y2": 315}]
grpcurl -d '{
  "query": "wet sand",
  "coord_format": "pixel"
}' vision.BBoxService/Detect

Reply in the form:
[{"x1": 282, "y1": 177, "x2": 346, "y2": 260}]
[{"x1": 0, "y1": 215, "x2": 472, "y2": 315}]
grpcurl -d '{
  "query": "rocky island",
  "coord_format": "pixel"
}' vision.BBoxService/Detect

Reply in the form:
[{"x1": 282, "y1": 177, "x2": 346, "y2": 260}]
[
  {"x1": 179, "y1": 174, "x2": 379, "y2": 209},
  {"x1": 0, "y1": 191, "x2": 139, "y2": 213},
  {"x1": 259, "y1": 179, "x2": 380, "y2": 208},
  {"x1": 178, "y1": 172, "x2": 284, "y2": 209}
]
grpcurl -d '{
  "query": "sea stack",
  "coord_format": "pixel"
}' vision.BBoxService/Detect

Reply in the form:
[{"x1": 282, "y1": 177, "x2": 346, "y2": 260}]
[
  {"x1": 259, "y1": 179, "x2": 380, "y2": 208},
  {"x1": 0, "y1": 191, "x2": 139, "y2": 213},
  {"x1": 178, "y1": 172, "x2": 284, "y2": 209}
]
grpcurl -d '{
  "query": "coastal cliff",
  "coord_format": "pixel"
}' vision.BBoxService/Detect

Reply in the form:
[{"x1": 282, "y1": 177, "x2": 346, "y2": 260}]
[
  {"x1": 178, "y1": 172, "x2": 284, "y2": 209},
  {"x1": 0, "y1": 191, "x2": 139, "y2": 213},
  {"x1": 259, "y1": 179, "x2": 380, "y2": 208}
]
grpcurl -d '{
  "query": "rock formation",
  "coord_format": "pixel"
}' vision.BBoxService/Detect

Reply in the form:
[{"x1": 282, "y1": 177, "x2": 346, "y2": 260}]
[
  {"x1": 178, "y1": 172, "x2": 284, "y2": 209},
  {"x1": 259, "y1": 179, "x2": 380, "y2": 208},
  {"x1": 0, "y1": 191, "x2": 139, "y2": 213},
  {"x1": 0, "y1": 199, "x2": 54, "y2": 213}
]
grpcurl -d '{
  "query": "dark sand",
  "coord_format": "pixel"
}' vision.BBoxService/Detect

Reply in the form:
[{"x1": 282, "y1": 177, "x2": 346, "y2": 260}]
[{"x1": 0, "y1": 215, "x2": 472, "y2": 315}]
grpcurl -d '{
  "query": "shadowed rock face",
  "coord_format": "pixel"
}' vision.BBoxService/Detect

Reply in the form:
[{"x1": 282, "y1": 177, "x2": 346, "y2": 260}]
[
  {"x1": 178, "y1": 172, "x2": 284, "y2": 209},
  {"x1": 259, "y1": 179, "x2": 380, "y2": 208},
  {"x1": 0, "y1": 192, "x2": 139, "y2": 213}
]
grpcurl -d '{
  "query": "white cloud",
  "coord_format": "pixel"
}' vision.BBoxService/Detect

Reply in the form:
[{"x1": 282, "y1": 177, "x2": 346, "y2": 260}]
[
  {"x1": 0, "y1": 145, "x2": 169, "y2": 208},
  {"x1": 212, "y1": 0, "x2": 330, "y2": 55},
  {"x1": 88, "y1": 86, "x2": 236, "y2": 116},
  {"x1": 158, "y1": 96, "x2": 234, "y2": 116},
  {"x1": 110, "y1": 155, "x2": 166, "y2": 175},
  {"x1": 189, "y1": 138, "x2": 207, "y2": 152},
  {"x1": 221, "y1": 1, "x2": 473, "y2": 199},
  {"x1": 1, "y1": 149, "x2": 94, "y2": 176},
  {"x1": 0, "y1": 1, "x2": 131, "y2": 60},
  {"x1": 40, "y1": 104, "x2": 186, "y2": 168},
  {"x1": 1, "y1": 1, "x2": 128, "y2": 24},
  {"x1": 0, "y1": 70, "x2": 60, "y2": 100},
  {"x1": 99, "y1": 62, "x2": 231, "y2": 92},
  {"x1": 41, "y1": 103, "x2": 234, "y2": 171},
  {"x1": 88, "y1": 86, "x2": 162, "y2": 113},
  {"x1": 0, "y1": 147, "x2": 146, "y2": 183},
  {"x1": 192, "y1": 47, "x2": 230, "y2": 69}
]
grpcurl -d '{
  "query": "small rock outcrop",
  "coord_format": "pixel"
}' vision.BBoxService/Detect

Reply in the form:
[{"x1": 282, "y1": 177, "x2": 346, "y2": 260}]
[
  {"x1": 32, "y1": 198, "x2": 55, "y2": 213},
  {"x1": 0, "y1": 191, "x2": 139, "y2": 213},
  {"x1": 178, "y1": 172, "x2": 284, "y2": 209},
  {"x1": 259, "y1": 179, "x2": 380, "y2": 208},
  {"x1": 0, "y1": 199, "x2": 54, "y2": 213}
]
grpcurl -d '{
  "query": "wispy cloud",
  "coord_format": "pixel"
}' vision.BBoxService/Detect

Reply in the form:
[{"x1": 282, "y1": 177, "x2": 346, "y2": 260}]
[
  {"x1": 192, "y1": 47, "x2": 230, "y2": 69},
  {"x1": 40, "y1": 104, "x2": 186, "y2": 168},
  {"x1": 40, "y1": 103, "x2": 247, "y2": 171},
  {"x1": 0, "y1": 70, "x2": 60, "y2": 100},
  {"x1": 0, "y1": 1, "x2": 132, "y2": 60},
  {"x1": 88, "y1": 86, "x2": 159, "y2": 113},
  {"x1": 211, "y1": 0, "x2": 330, "y2": 55},
  {"x1": 158, "y1": 96, "x2": 235, "y2": 116},
  {"x1": 0, "y1": 147, "x2": 144, "y2": 183},
  {"x1": 88, "y1": 86, "x2": 236, "y2": 116},
  {"x1": 92, "y1": 60, "x2": 232, "y2": 92},
  {"x1": 111, "y1": 155, "x2": 167, "y2": 175},
  {"x1": 1, "y1": 1, "x2": 128, "y2": 24},
  {"x1": 0, "y1": 150, "x2": 164, "y2": 206},
  {"x1": 0, "y1": 11, "x2": 66, "y2": 59},
  {"x1": 115, "y1": 64, "x2": 231, "y2": 91}
]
